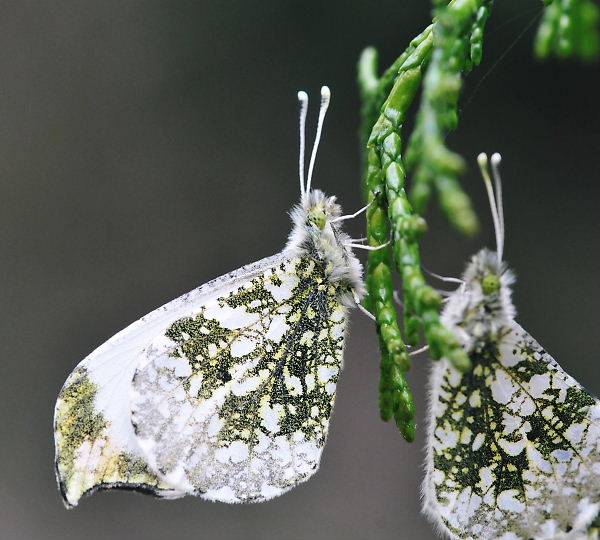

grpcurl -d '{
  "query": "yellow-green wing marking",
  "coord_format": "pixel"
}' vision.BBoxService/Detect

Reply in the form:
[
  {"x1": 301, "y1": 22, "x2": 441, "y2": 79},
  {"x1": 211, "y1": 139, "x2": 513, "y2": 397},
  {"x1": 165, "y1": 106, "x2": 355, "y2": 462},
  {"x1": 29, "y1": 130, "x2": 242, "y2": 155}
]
[
  {"x1": 588, "y1": 514, "x2": 600, "y2": 540},
  {"x1": 54, "y1": 253, "x2": 288, "y2": 507},
  {"x1": 424, "y1": 321, "x2": 600, "y2": 540},
  {"x1": 54, "y1": 367, "x2": 176, "y2": 507},
  {"x1": 131, "y1": 256, "x2": 349, "y2": 503}
]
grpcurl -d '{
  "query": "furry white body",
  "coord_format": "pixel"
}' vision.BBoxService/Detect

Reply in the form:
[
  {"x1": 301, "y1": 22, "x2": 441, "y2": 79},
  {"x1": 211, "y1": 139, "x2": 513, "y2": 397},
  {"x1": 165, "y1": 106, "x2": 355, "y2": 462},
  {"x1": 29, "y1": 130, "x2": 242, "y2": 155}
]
[{"x1": 286, "y1": 189, "x2": 365, "y2": 303}]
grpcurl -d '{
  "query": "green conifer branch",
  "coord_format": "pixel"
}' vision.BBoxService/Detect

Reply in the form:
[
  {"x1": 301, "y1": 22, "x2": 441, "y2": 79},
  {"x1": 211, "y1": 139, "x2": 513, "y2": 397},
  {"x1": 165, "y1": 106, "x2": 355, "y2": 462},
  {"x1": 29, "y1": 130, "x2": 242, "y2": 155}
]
[
  {"x1": 358, "y1": 0, "x2": 598, "y2": 441},
  {"x1": 535, "y1": 0, "x2": 600, "y2": 61},
  {"x1": 406, "y1": 0, "x2": 492, "y2": 236},
  {"x1": 367, "y1": 62, "x2": 471, "y2": 441}
]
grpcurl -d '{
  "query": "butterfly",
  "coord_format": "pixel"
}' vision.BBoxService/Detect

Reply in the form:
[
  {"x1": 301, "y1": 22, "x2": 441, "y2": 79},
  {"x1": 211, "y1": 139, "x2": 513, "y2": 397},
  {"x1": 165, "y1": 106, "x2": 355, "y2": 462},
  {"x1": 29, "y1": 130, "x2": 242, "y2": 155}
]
[
  {"x1": 422, "y1": 153, "x2": 600, "y2": 539},
  {"x1": 54, "y1": 86, "x2": 373, "y2": 507}
]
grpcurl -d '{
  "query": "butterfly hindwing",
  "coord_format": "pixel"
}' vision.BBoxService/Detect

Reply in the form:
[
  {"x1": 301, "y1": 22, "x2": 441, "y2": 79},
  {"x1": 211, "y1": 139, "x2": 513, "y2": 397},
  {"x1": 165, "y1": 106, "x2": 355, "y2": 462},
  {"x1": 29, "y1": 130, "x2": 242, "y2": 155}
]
[
  {"x1": 130, "y1": 256, "x2": 348, "y2": 503},
  {"x1": 54, "y1": 254, "x2": 288, "y2": 507},
  {"x1": 424, "y1": 320, "x2": 600, "y2": 540}
]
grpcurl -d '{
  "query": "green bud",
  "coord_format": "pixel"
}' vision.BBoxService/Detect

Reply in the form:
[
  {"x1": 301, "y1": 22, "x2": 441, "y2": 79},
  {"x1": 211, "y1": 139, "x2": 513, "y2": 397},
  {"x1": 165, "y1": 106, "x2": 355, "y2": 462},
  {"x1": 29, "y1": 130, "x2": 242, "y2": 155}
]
[
  {"x1": 448, "y1": 348, "x2": 471, "y2": 372},
  {"x1": 399, "y1": 420, "x2": 416, "y2": 443},
  {"x1": 410, "y1": 177, "x2": 432, "y2": 214},
  {"x1": 379, "y1": 395, "x2": 393, "y2": 422},
  {"x1": 389, "y1": 365, "x2": 407, "y2": 391},
  {"x1": 404, "y1": 312, "x2": 421, "y2": 347},
  {"x1": 394, "y1": 351, "x2": 412, "y2": 372},
  {"x1": 397, "y1": 389, "x2": 416, "y2": 419},
  {"x1": 385, "y1": 162, "x2": 406, "y2": 192}
]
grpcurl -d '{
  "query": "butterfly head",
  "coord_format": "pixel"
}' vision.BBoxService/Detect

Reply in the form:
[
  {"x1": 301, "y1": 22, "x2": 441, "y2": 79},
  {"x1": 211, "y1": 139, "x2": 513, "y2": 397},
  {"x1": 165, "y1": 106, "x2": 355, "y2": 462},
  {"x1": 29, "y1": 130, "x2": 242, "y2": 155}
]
[
  {"x1": 283, "y1": 86, "x2": 364, "y2": 304},
  {"x1": 482, "y1": 273, "x2": 501, "y2": 295},
  {"x1": 307, "y1": 207, "x2": 327, "y2": 230},
  {"x1": 470, "y1": 153, "x2": 515, "y2": 316},
  {"x1": 286, "y1": 188, "x2": 364, "y2": 303},
  {"x1": 303, "y1": 189, "x2": 342, "y2": 229},
  {"x1": 442, "y1": 154, "x2": 516, "y2": 352},
  {"x1": 443, "y1": 248, "x2": 515, "y2": 353},
  {"x1": 464, "y1": 247, "x2": 514, "y2": 310}
]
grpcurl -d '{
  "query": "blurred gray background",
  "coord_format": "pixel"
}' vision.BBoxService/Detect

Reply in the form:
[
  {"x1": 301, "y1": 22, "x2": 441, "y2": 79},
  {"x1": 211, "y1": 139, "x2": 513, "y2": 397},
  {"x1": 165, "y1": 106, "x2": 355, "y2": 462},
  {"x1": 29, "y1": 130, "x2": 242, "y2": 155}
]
[{"x1": 0, "y1": 1, "x2": 598, "y2": 539}]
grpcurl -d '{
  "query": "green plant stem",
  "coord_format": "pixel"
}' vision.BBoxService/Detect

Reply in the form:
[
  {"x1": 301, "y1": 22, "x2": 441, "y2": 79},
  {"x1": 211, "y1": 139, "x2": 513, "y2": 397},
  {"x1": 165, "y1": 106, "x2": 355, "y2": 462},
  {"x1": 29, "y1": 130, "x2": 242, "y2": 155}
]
[{"x1": 357, "y1": 0, "x2": 596, "y2": 442}]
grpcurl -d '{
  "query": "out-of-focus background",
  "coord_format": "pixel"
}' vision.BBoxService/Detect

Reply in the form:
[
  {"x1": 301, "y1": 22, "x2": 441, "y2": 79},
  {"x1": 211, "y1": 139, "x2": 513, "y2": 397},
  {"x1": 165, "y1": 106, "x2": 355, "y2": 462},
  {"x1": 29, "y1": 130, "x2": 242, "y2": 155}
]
[{"x1": 0, "y1": 1, "x2": 598, "y2": 539}]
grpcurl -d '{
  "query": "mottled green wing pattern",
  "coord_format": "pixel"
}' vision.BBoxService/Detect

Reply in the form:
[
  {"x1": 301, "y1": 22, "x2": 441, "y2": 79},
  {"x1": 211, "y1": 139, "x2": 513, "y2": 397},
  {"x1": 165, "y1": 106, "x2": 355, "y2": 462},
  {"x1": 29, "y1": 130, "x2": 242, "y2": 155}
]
[
  {"x1": 131, "y1": 256, "x2": 349, "y2": 503},
  {"x1": 54, "y1": 367, "x2": 179, "y2": 507},
  {"x1": 424, "y1": 321, "x2": 600, "y2": 539},
  {"x1": 54, "y1": 253, "x2": 289, "y2": 507}
]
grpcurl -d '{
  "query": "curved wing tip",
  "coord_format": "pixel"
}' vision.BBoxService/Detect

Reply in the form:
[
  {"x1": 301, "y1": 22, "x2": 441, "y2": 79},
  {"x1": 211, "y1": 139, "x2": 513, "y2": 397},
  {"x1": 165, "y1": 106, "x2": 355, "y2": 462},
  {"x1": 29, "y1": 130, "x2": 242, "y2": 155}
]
[
  {"x1": 58, "y1": 486, "x2": 79, "y2": 509},
  {"x1": 62, "y1": 499, "x2": 77, "y2": 509}
]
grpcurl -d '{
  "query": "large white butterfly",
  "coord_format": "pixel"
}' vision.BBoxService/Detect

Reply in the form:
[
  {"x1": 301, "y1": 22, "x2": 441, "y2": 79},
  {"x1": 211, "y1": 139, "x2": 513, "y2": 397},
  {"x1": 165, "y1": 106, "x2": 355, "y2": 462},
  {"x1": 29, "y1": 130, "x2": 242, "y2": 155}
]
[
  {"x1": 423, "y1": 153, "x2": 600, "y2": 539},
  {"x1": 54, "y1": 87, "x2": 372, "y2": 507}
]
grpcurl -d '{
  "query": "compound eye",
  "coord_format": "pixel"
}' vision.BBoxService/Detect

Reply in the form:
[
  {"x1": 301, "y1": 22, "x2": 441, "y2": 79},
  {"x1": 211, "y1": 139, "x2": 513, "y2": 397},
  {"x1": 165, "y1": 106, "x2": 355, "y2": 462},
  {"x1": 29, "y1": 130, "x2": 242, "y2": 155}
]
[
  {"x1": 482, "y1": 274, "x2": 501, "y2": 295},
  {"x1": 307, "y1": 208, "x2": 326, "y2": 230}
]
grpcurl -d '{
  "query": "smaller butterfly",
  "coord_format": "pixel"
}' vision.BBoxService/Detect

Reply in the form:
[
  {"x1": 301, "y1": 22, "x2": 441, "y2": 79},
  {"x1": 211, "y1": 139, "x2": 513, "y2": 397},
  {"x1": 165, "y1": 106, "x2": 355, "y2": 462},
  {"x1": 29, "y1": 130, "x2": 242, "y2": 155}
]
[
  {"x1": 422, "y1": 153, "x2": 600, "y2": 540},
  {"x1": 54, "y1": 86, "x2": 378, "y2": 507}
]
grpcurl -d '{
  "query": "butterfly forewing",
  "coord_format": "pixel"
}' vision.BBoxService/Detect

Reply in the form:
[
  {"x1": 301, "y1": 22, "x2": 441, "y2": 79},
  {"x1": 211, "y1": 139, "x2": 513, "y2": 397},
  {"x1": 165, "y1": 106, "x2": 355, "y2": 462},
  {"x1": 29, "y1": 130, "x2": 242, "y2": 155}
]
[
  {"x1": 54, "y1": 253, "x2": 289, "y2": 507},
  {"x1": 130, "y1": 256, "x2": 348, "y2": 503},
  {"x1": 425, "y1": 321, "x2": 600, "y2": 540}
]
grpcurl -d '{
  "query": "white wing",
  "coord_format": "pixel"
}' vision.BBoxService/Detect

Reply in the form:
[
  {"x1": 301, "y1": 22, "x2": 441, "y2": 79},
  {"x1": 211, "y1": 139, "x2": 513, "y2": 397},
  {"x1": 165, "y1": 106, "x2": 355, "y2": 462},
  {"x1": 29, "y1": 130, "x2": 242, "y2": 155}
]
[
  {"x1": 424, "y1": 319, "x2": 600, "y2": 540},
  {"x1": 130, "y1": 256, "x2": 349, "y2": 503},
  {"x1": 54, "y1": 253, "x2": 287, "y2": 507}
]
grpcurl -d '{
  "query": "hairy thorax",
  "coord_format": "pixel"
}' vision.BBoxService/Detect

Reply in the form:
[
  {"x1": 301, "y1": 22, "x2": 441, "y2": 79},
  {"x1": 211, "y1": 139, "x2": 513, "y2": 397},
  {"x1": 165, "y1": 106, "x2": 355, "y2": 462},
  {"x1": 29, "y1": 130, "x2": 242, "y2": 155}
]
[{"x1": 442, "y1": 248, "x2": 516, "y2": 354}]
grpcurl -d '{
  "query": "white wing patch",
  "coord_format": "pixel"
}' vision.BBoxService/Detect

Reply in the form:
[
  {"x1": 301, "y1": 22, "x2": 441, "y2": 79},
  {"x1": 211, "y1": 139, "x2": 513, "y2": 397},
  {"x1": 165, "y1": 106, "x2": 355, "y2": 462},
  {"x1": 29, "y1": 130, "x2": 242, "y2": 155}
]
[
  {"x1": 130, "y1": 257, "x2": 348, "y2": 502},
  {"x1": 424, "y1": 320, "x2": 600, "y2": 539}
]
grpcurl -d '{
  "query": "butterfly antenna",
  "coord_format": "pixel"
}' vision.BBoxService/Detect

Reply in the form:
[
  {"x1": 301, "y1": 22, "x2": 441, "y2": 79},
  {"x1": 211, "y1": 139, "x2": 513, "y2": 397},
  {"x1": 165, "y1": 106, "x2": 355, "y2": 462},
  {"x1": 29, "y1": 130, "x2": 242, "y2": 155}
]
[
  {"x1": 305, "y1": 85, "x2": 331, "y2": 195},
  {"x1": 490, "y1": 153, "x2": 505, "y2": 263},
  {"x1": 477, "y1": 152, "x2": 503, "y2": 265},
  {"x1": 297, "y1": 91, "x2": 309, "y2": 199}
]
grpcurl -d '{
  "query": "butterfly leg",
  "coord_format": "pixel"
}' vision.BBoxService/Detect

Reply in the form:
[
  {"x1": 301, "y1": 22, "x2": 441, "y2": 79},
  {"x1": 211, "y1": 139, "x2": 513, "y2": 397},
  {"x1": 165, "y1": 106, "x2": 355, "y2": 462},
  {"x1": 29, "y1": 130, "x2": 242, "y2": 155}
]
[
  {"x1": 392, "y1": 290, "x2": 403, "y2": 308},
  {"x1": 421, "y1": 265, "x2": 464, "y2": 285},
  {"x1": 436, "y1": 289, "x2": 459, "y2": 297},
  {"x1": 331, "y1": 201, "x2": 372, "y2": 223},
  {"x1": 345, "y1": 240, "x2": 391, "y2": 251},
  {"x1": 408, "y1": 344, "x2": 429, "y2": 356},
  {"x1": 355, "y1": 302, "x2": 376, "y2": 321},
  {"x1": 352, "y1": 289, "x2": 376, "y2": 321}
]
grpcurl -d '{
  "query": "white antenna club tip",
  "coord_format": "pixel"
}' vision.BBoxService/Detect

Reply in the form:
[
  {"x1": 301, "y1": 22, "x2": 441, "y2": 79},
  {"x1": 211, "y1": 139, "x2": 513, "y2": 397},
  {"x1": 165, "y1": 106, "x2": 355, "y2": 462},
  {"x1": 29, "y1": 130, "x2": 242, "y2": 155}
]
[
  {"x1": 297, "y1": 90, "x2": 308, "y2": 102},
  {"x1": 491, "y1": 152, "x2": 502, "y2": 166},
  {"x1": 320, "y1": 86, "x2": 331, "y2": 101},
  {"x1": 477, "y1": 152, "x2": 488, "y2": 168}
]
